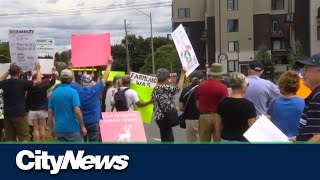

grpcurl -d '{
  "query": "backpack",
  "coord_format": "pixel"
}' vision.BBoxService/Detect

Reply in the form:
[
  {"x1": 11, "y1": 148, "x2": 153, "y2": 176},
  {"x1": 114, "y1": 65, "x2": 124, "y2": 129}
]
[{"x1": 113, "y1": 88, "x2": 130, "y2": 111}]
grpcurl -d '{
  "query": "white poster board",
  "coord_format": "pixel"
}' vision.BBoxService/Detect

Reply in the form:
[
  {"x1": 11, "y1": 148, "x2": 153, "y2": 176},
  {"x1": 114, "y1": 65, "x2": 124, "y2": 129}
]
[
  {"x1": 130, "y1": 72, "x2": 158, "y2": 88},
  {"x1": 9, "y1": 29, "x2": 37, "y2": 71},
  {"x1": 0, "y1": 63, "x2": 10, "y2": 76},
  {"x1": 36, "y1": 38, "x2": 55, "y2": 74},
  {"x1": 171, "y1": 24, "x2": 200, "y2": 76},
  {"x1": 243, "y1": 115, "x2": 291, "y2": 143}
]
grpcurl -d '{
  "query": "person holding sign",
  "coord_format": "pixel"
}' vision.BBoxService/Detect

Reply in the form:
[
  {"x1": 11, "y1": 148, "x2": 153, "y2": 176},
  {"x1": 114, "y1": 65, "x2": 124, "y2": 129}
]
[
  {"x1": 152, "y1": 68, "x2": 186, "y2": 142},
  {"x1": 70, "y1": 57, "x2": 113, "y2": 142},
  {"x1": 0, "y1": 63, "x2": 42, "y2": 142}
]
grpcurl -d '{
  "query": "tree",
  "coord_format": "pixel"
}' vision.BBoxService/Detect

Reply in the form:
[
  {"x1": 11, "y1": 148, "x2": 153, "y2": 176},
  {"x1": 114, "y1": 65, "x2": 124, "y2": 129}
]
[
  {"x1": 288, "y1": 40, "x2": 304, "y2": 70},
  {"x1": 255, "y1": 43, "x2": 272, "y2": 67},
  {"x1": 0, "y1": 42, "x2": 11, "y2": 63},
  {"x1": 111, "y1": 44, "x2": 127, "y2": 71},
  {"x1": 140, "y1": 44, "x2": 181, "y2": 74}
]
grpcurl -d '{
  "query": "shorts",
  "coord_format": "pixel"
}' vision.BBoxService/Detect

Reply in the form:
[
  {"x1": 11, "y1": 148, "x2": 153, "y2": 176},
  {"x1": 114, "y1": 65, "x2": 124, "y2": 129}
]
[
  {"x1": 29, "y1": 110, "x2": 48, "y2": 120},
  {"x1": 4, "y1": 116, "x2": 30, "y2": 142}
]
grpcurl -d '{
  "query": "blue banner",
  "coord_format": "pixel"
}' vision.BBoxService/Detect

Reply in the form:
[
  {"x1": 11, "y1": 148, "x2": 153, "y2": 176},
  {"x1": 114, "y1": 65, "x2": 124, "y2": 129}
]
[{"x1": 0, "y1": 144, "x2": 318, "y2": 180}]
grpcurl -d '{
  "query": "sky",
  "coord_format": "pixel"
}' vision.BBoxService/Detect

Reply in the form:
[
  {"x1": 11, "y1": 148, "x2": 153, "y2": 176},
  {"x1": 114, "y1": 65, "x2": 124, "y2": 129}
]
[{"x1": 0, "y1": 0, "x2": 172, "y2": 52}]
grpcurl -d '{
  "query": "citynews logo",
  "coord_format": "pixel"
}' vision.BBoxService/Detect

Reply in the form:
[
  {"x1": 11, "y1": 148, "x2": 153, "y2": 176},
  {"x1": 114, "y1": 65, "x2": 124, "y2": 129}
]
[{"x1": 16, "y1": 150, "x2": 129, "y2": 175}]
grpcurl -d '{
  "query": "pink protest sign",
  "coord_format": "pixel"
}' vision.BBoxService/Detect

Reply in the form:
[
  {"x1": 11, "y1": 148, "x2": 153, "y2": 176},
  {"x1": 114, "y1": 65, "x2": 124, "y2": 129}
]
[
  {"x1": 100, "y1": 111, "x2": 147, "y2": 143},
  {"x1": 71, "y1": 33, "x2": 111, "y2": 67}
]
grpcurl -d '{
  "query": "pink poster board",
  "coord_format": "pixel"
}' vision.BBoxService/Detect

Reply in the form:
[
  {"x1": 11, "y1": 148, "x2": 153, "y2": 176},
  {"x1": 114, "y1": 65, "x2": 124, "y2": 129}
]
[
  {"x1": 71, "y1": 33, "x2": 111, "y2": 67},
  {"x1": 100, "y1": 111, "x2": 147, "y2": 143}
]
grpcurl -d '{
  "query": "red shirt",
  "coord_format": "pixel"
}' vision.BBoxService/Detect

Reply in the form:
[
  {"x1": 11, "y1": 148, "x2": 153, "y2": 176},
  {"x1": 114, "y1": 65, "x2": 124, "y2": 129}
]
[{"x1": 195, "y1": 79, "x2": 228, "y2": 113}]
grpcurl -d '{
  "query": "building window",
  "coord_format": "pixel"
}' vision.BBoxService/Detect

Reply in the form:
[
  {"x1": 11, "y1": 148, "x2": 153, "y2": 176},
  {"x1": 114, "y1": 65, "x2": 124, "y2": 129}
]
[
  {"x1": 183, "y1": 25, "x2": 190, "y2": 36},
  {"x1": 228, "y1": 60, "x2": 239, "y2": 72},
  {"x1": 317, "y1": 26, "x2": 320, "y2": 40},
  {"x1": 272, "y1": 20, "x2": 279, "y2": 32},
  {"x1": 272, "y1": 0, "x2": 284, "y2": 10},
  {"x1": 227, "y1": 0, "x2": 238, "y2": 11},
  {"x1": 178, "y1": 8, "x2": 190, "y2": 18},
  {"x1": 272, "y1": 40, "x2": 285, "y2": 50},
  {"x1": 228, "y1": 41, "x2": 239, "y2": 52},
  {"x1": 227, "y1": 19, "x2": 239, "y2": 32}
]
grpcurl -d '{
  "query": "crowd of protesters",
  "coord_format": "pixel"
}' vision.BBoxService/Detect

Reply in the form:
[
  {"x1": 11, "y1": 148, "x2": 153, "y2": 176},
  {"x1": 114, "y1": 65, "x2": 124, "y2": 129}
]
[{"x1": 1, "y1": 52, "x2": 320, "y2": 143}]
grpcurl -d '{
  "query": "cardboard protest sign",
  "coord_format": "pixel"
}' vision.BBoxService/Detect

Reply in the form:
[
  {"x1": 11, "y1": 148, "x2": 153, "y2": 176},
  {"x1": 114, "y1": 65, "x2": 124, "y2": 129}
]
[
  {"x1": 71, "y1": 33, "x2": 111, "y2": 67},
  {"x1": 9, "y1": 29, "x2": 37, "y2": 71},
  {"x1": 100, "y1": 111, "x2": 147, "y2": 142},
  {"x1": 130, "y1": 72, "x2": 157, "y2": 88},
  {"x1": 101, "y1": 71, "x2": 125, "y2": 82},
  {"x1": 36, "y1": 38, "x2": 55, "y2": 74},
  {"x1": 171, "y1": 24, "x2": 200, "y2": 76}
]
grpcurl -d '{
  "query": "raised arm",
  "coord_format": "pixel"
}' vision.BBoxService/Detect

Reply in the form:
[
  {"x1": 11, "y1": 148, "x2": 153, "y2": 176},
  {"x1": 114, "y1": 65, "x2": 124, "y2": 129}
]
[
  {"x1": 0, "y1": 71, "x2": 9, "y2": 81},
  {"x1": 177, "y1": 68, "x2": 186, "y2": 91},
  {"x1": 101, "y1": 56, "x2": 114, "y2": 85},
  {"x1": 33, "y1": 63, "x2": 42, "y2": 86}
]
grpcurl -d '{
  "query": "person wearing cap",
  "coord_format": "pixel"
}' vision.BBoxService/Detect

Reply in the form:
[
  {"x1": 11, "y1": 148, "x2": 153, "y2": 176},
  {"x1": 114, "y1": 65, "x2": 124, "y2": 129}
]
[
  {"x1": 0, "y1": 63, "x2": 42, "y2": 142},
  {"x1": 179, "y1": 70, "x2": 203, "y2": 142},
  {"x1": 69, "y1": 57, "x2": 113, "y2": 142},
  {"x1": 292, "y1": 53, "x2": 320, "y2": 142},
  {"x1": 25, "y1": 67, "x2": 57, "y2": 142},
  {"x1": 244, "y1": 60, "x2": 280, "y2": 118},
  {"x1": 195, "y1": 63, "x2": 228, "y2": 142},
  {"x1": 48, "y1": 68, "x2": 86, "y2": 142}
]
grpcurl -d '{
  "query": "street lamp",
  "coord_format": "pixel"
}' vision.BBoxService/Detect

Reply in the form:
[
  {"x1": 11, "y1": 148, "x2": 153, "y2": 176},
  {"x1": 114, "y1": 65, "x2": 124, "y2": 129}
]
[{"x1": 133, "y1": 8, "x2": 155, "y2": 75}]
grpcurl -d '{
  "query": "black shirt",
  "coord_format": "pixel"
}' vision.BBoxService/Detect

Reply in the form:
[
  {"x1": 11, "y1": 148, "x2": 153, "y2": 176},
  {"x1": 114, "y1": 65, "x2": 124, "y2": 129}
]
[
  {"x1": 179, "y1": 84, "x2": 199, "y2": 120},
  {"x1": 218, "y1": 97, "x2": 256, "y2": 141},
  {"x1": 296, "y1": 87, "x2": 320, "y2": 141},
  {"x1": 0, "y1": 79, "x2": 33, "y2": 118}
]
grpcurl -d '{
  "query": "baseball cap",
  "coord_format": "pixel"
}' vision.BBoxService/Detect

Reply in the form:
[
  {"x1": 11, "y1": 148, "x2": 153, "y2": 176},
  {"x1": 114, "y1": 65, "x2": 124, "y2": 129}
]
[
  {"x1": 296, "y1": 53, "x2": 320, "y2": 67},
  {"x1": 191, "y1": 70, "x2": 204, "y2": 80},
  {"x1": 249, "y1": 60, "x2": 264, "y2": 71},
  {"x1": 80, "y1": 74, "x2": 93, "y2": 83},
  {"x1": 60, "y1": 69, "x2": 73, "y2": 79}
]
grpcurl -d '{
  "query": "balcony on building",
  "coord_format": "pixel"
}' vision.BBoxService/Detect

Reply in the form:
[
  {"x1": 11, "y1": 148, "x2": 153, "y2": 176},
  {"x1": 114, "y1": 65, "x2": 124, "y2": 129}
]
[
  {"x1": 271, "y1": 30, "x2": 285, "y2": 39},
  {"x1": 284, "y1": 13, "x2": 295, "y2": 30},
  {"x1": 271, "y1": 39, "x2": 289, "y2": 58},
  {"x1": 200, "y1": 30, "x2": 208, "y2": 42}
]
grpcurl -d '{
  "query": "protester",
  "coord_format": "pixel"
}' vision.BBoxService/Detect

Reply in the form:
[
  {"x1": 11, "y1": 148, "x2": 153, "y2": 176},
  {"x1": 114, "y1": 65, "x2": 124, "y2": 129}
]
[
  {"x1": 48, "y1": 69, "x2": 87, "y2": 142},
  {"x1": 112, "y1": 75, "x2": 153, "y2": 112},
  {"x1": 292, "y1": 53, "x2": 320, "y2": 142},
  {"x1": 152, "y1": 68, "x2": 185, "y2": 142},
  {"x1": 105, "y1": 75, "x2": 121, "y2": 112},
  {"x1": 179, "y1": 70, "x2": 203, "y2": 142},
  {"x1": 266, "y1": 71, "x2": 304, "y2": 138},
  {"x1": 47, "y1": 71, "x2": 61, "y2": 98},
  {"x1": 244, "y1": 60, "x2": 280, "y2": 118},
  {"x1": 26, "y1": 67, "x2": 57, "y2": 142},
  {"x1": 0, "y1": 63, "x2": 42, "y2": 142},
  {"x1": 195, "y1": 63, "x2": 228, "y2": 142},
  {"x1": 0, "y1": 88, "x2": 4, "y2": 141},
  {"x1": 70, "y1": 57, "x2": 113, "y2": 142},
  {"x1": 216, "y1": 72, "x2": 256, "y2": 142}
]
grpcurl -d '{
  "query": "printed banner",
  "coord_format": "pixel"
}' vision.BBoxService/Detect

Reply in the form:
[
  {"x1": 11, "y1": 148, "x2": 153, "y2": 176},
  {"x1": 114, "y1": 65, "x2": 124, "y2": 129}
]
[
  {"x1": 36, "y1": 38, "x2": 55, "y2": 74},
  {"x1": 71, "y1": 33, "x2": 111, "y2": 67},
  {"x1": 100, "y1": 111, "x2": 147, "y2": 142},
  {"x1": 130, "y1": 72, "x2": 158, "y2": 88},
  {"x1": 9, "y1": 29, "x2": 37, "y2": 71},
  {"x1": 171, "y1": 24, "x2": 200, "y2": 76}
]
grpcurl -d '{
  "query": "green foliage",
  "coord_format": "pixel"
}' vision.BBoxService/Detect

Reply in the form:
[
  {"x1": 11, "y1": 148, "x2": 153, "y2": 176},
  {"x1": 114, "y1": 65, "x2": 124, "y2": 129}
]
[
  {"x1": 255, "y1": 43, "x2": 272, "y2": 67},
  {"x1": 111, "y1": 44, "x2": 127, "y2": 71},
  {"x1": 0, "y1": 42, "x2": 11, "y2": 63},
  {"x1": 140, "y1": 44, "x2": 181, "y2": 74},
  {"x1": 288, "y1": 40, "x2": 304, "y2": 70}
]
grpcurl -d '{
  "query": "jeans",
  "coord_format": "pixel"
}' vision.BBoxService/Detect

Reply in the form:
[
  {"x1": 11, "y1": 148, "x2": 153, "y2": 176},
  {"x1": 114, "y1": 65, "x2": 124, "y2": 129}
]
[
  {"x1": 56, "y1": 132, "x2": 83, "y2": 142},
  {"x1": 83, "y1": 122, "x2": 100, "y2": 142}
]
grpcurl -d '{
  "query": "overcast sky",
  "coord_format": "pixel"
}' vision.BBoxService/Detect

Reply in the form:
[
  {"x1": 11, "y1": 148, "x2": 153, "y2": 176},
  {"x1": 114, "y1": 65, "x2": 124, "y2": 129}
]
[{"x1": 0, "y1": 0, "x2": 172, "y2": 52}]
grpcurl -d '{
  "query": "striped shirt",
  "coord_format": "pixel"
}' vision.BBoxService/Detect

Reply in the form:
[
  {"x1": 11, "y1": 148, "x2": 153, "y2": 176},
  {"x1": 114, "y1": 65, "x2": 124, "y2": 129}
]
[{"x1": 296, "y1": 87, "x2": 320, "y2": 141}]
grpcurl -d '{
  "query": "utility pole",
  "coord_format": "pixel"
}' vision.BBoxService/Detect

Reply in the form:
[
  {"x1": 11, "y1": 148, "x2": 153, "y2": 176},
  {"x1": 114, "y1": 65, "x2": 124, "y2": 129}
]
[
  {"x1": 150, "y1": 13, "x2": 155, "y2": 75},
  {"x1": 124, "y1": 19, "x2": 130, "y2": 74}
]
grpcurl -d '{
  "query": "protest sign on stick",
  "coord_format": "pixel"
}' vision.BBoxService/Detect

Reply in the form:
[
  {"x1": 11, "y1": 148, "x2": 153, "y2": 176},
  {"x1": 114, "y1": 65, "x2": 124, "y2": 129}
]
[
  {"x1": 36, "y1": 38, "x2": 55, "y2": 74},
  {"x1": 71, "y1": 33, "x2": 111, "y2": 67},
  {"x1": 171, "y1": 24, "x2": 199, "y2": 76},
  {"x1": 100, "y1": 111, "x2": 147, "y2": 142},
  {"x1": 9, "y1": 29, "x2": 37, "y2": 71}
]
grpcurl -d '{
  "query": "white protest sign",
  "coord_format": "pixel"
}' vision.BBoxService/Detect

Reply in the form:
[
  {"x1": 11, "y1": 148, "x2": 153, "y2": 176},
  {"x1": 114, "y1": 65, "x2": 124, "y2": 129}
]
[
  {"x1": 37, "y1": 38, "x2": 55, "y2": 74},
  {"x1": 243, "y1": 115, "x2": 291, "y2": 142},
  {"x1": 130, "y1": 72, "x2": 158, "y2": 88},
  {"x1": 9, "y1": 29, "x2": 37, "y2": 71},
  {"x1": 0, "y1": 63, "x2": 10, "y2": 77},
  {"x1": 171, "y1": 24, "x2": 200, "y2": 76}
]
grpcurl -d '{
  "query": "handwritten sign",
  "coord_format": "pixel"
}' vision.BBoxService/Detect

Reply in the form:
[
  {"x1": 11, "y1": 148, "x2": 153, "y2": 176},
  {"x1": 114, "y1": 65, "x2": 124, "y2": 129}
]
[
  {"x1": 9, "y1": 29, "x2": 38, "y2": 71},
  {"x1": 100, "y1": 111, "x2": 147, "y2": 142},
  {"x1": 37, "y1": 38, "x2": 55, "y2": 74},
  {"x1": 71, "y1": 33, "x2": 111, "y2": 67},
  {"x1": 130, "y1": 72, "x2": 158, "y2": 88},
  {"x1": 171, "y1": 24, "x2": 200, "y2": 76}
]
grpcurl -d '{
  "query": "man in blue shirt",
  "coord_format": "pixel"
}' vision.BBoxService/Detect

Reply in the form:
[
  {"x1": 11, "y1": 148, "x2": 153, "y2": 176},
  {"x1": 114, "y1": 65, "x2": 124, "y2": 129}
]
[
  {"x1": 244, "y1": 60, "x2": 281, "y2": 118},
  {"x1": 48, "y1": 69, "x2": 86, "y2": 142},
  {"x1": 70, "y1": 57, "x2": 113, "y2": 142}
]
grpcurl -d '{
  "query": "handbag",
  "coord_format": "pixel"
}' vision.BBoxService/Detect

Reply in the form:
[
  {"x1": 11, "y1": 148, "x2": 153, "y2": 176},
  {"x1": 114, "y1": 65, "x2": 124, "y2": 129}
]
[
  {"x1": 156, "y1": 97, "x2": 179, "y2": 128},
  {"x1": 179, "y1": 85, "x2": 198, "y2": 128}
]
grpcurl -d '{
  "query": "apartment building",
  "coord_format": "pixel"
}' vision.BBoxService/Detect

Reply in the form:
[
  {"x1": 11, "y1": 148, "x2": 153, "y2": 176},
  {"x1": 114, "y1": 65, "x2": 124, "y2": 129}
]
[{"x1": 172, "y1": 0, "x2": 317, "y2": 74}]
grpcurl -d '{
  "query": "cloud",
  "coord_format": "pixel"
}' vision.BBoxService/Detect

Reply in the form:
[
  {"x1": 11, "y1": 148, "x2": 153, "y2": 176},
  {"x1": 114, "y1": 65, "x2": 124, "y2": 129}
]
[{"x1": 0, "y1": 0, "x2": 172, "y2": 52}]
